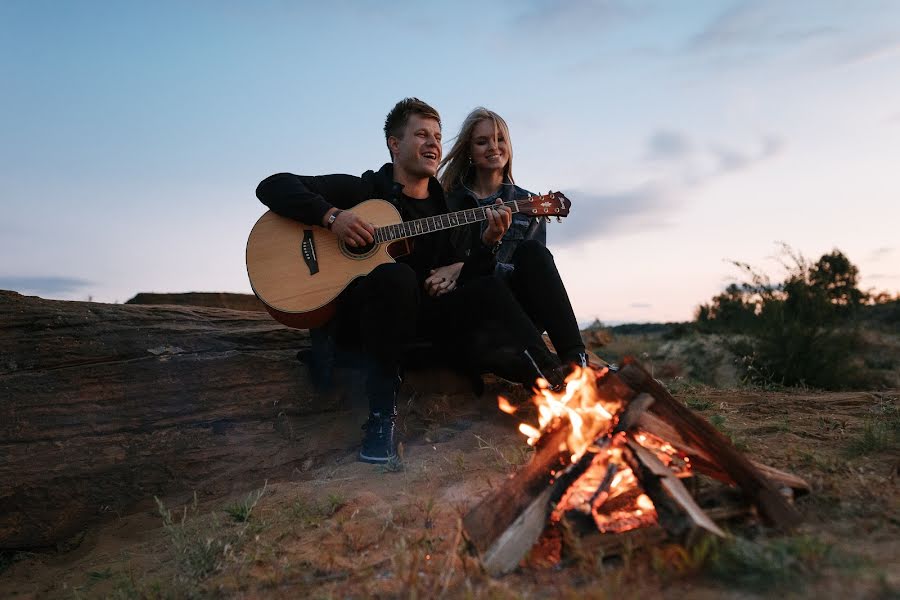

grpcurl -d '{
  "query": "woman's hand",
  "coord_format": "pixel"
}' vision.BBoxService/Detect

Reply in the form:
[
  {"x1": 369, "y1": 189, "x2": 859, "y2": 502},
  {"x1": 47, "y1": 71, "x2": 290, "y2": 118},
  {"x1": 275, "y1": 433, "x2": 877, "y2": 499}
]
[
  {"x1": 325, "y1": 209, "x2": 375, "y2": 248},
  {"x1": 425, "y1": 262, "x2": 464, "y2": 297},
  {"x1": 481, "y1": 199, "x2": 511, "y2": 246}
]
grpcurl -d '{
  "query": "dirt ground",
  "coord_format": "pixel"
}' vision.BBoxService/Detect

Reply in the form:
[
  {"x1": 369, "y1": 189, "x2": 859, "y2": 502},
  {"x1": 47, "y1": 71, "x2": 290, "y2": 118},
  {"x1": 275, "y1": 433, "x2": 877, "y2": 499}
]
[{"x1": 1, "y1": 376, "x2": 898, "y2": 599}]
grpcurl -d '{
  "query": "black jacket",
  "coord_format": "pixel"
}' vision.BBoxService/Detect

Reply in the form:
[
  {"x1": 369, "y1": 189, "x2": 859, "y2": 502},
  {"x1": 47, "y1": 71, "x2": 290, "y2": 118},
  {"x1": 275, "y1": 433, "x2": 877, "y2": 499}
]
[{"x1": 256, "y1": 163, "x2": 496, "y2": 283}]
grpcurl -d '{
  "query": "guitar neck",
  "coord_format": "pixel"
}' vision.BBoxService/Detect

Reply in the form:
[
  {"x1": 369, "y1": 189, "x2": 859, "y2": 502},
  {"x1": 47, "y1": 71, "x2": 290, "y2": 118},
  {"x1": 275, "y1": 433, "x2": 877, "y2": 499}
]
[{"x1": 373, "y1": 200, "x2": 520, "y2": 244}]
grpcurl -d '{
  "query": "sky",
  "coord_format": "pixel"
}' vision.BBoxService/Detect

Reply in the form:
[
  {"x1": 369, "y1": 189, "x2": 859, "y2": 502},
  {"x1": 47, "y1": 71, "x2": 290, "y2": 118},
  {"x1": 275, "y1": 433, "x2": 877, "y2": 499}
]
[{"x1": 1, "y1": 0, "x2": 899, "y2": 324}]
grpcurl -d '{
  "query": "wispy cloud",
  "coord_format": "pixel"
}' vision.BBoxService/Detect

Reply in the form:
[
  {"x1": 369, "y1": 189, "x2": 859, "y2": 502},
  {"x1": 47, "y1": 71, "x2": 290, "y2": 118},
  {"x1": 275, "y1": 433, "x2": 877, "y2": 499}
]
[
  {"x1": 550, "y1": 130, "x2": 785, "y2": 247},
  {"x1": 630, "y1": 302, "x2": 652, "y2": 308},
  {"x1": 710, "y1": 135, "x2": 783, "y2": 174},
  {"x1": 837, "y1": 39, "x2": 900, "y2": 68},
  {"x1": 688, "y1": 3, "x2": 838, "y2": 52},
  {"x1": 0, "y1": 276, "x2": 93, "y2": 296},
  {"x1": 513, "y1": 0, "x2": 636, "y2": 32},
  {"x1": 868, "y1": 273, "x2": 900, "y2": 281},
  {"x1": 645, "y1": 130, "x2": 693, "y2": 161},
  {"x1": 548, "y1": 182, "x2": 674, "y2": 246},
  {"x1": 867, "y1": 247, "x2": 895, "y2": 262}
]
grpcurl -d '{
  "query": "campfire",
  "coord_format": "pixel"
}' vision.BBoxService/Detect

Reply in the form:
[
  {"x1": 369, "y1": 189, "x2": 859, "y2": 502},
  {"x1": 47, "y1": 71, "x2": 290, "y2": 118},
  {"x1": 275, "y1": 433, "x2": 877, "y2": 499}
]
[{"x1": 463, "y1": 359, "x2": 810, "y2": 576}]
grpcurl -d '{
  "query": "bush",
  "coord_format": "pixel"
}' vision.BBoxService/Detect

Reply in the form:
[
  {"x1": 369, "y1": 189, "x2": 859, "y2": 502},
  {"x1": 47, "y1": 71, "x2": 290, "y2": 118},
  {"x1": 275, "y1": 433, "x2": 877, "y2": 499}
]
[{"x1": 696, "y1": 246, "x2": 888, "y2": 389}]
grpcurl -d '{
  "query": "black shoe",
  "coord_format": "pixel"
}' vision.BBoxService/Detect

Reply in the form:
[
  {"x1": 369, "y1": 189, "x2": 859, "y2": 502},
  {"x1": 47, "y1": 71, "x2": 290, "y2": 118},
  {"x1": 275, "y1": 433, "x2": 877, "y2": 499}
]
[{"x1": 358, "y1": 411, "x2": 398, "y2": 464}]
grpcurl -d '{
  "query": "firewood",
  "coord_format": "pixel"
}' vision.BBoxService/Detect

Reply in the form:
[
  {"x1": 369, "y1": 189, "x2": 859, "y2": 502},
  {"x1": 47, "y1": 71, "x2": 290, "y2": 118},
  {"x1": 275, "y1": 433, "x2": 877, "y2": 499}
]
[
  {"x1": 624, "y1": 437, "x2": 726, "y2": 541},
  {"x1": 637, "y1": 409, "x2": 810, "y2": 496},
  {"x1": 463, "y1": 371, "x2": 640, "y2": 575},
  {"x1": 617, "y1": 360, "x2": 802, "y2": 530},
  {"x1": 463, "y1": 421, "x2": 572, "y2": 560}
]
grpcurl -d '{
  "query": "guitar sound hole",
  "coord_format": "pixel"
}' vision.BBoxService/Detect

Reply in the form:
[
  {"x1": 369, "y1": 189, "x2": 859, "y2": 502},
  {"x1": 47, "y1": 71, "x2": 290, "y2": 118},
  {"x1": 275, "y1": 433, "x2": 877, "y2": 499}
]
[{"x1": 344, "y1": 241, "x2": 376, "y2": 257}]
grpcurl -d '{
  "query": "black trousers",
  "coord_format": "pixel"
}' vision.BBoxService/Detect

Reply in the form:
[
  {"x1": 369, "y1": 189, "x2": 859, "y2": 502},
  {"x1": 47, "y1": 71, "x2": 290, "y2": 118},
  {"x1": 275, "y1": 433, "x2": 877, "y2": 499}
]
[
  {"x1": 506, "y1": 239, "x2": 585, "y2": 364},
  {"x1": 334, "y1": 261, "x2": 566, "y2": 413}
]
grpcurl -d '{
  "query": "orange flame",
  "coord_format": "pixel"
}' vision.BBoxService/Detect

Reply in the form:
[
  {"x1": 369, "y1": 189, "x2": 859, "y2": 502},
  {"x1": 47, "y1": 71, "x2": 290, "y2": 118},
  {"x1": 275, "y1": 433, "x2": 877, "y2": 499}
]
[
  {"x1": 497, "y1": 395, "x2": 517, "y2": 415},
  {"x1": 510, "y1": 364, "x2": 692, "y2": 536},
  {"x1": 518, "y1": 365, "x2": 616, "y2": 462}
]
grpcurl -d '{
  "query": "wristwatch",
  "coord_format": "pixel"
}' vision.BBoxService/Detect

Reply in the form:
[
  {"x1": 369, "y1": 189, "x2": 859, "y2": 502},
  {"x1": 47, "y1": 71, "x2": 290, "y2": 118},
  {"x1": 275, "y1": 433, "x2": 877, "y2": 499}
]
[{"x1": 326, "y1": 210, "x2": 342, "y2": 230}]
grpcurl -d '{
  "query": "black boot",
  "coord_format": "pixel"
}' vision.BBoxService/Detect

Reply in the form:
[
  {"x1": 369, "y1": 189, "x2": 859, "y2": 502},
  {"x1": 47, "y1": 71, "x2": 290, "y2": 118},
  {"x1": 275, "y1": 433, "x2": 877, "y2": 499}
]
[
  {"x1": 358, "y1": 409, "x2": 398, "y2": 463},
  {"x1": 359, "y1": 368, "x2": 401, "y2": 463}
]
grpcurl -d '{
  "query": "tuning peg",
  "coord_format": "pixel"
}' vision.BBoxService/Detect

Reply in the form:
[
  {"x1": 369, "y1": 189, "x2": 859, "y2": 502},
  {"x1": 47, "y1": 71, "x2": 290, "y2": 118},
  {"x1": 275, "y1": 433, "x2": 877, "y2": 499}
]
[{"x1": 556, "y1": 216, "x2": 562, "y2": 223}]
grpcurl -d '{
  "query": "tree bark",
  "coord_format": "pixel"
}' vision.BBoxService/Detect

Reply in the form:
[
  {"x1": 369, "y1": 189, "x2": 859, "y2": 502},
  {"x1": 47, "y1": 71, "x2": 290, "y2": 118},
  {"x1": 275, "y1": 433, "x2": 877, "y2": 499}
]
[{"x1": 0, "y1": 291, "x2": 330, "y2": 549}]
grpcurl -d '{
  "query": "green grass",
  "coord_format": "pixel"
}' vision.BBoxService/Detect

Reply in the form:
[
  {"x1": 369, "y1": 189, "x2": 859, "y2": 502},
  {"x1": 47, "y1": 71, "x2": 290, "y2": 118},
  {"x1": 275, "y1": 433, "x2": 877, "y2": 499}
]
[
  {"x1": 224, "y1": 481, "x2": 268, "y2": 523},
  {"x1": 845, "y1": 418, "x2": 896, "y2": 457},
  {"x1": 686, "y1": 397, "x2": 712, "y2": 411},
  {"x1": 653, "y1": 534, "x2": 842, "y2": 592},
  {"x1": 291, "y1": 493, "x2": 345, "y2": 527},
  {"x1": 705, "y1": 535, "x2": 835, "y2": 592}
]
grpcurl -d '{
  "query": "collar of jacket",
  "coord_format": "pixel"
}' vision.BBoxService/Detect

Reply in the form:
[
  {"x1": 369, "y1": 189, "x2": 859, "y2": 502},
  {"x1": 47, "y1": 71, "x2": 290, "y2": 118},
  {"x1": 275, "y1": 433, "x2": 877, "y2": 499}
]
[
  {"x1": 372, "y1": 163, "x2": 445, "y2": 206},
  {"x1": 445, "y1": 176, "x2": 526, "y2": 212}
]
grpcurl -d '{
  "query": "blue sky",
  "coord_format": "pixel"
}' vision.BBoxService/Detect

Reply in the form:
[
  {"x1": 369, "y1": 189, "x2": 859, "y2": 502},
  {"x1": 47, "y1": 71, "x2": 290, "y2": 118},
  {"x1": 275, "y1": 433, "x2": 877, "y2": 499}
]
[{"x1": 1, "y1": 0, "x2": 898, "y2": 323}]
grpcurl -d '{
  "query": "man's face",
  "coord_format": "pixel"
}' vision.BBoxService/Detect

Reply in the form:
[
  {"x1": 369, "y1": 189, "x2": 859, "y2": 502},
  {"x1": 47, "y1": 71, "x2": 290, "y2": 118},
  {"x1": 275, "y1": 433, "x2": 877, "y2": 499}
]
[{"x1": 390, "y1": 114, "x2": 442, "y2": 178}]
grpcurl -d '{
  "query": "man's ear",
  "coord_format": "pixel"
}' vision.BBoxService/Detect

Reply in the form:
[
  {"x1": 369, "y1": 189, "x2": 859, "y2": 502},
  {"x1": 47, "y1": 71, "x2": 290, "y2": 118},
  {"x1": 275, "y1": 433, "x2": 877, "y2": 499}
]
[{"x1": 387, "y1": 135, "x2": 400, "y2": 159}]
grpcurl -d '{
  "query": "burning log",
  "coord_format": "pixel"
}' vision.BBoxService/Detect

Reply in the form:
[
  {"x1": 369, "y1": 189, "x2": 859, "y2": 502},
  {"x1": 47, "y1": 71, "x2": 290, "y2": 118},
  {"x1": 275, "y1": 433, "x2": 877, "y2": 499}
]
[
  {"x1": 464, "y1": 359, "x2": 809, "y2": 577},
  {"x1": 623, "y1": 436, "x2": 726, "y2": 541},
  {"x1": 617, "y1": 359, "x2": 803, "y2": 529},
  {"x1": 637, "y1": 412, "x2": 811, "y2": 497},
  {"x1": 462, "y1": 421, "x2": 572, "y2": 571},
  {"x1": 463, "y1": 369, "x2": 639, "y2": 575}
]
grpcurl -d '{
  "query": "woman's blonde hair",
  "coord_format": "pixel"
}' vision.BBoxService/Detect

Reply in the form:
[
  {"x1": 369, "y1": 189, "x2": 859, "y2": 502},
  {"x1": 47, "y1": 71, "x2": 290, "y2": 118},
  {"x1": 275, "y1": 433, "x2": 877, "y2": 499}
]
[{"x1": 439, "y1": 107, "x2": 514, "y2": 192}]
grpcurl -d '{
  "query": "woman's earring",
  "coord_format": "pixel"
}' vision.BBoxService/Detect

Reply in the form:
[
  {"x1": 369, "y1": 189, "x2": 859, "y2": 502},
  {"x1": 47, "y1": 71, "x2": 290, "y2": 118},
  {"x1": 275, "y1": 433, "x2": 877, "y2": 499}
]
[{"x1": 468, "y1": 157, "x2": 473, "y2": 165}]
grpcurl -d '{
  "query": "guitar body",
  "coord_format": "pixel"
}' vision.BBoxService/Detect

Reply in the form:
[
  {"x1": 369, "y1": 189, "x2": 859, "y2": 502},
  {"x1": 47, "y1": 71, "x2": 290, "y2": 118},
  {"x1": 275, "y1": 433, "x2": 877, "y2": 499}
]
[
  {"x1": 246, "y1": 199, "x2": 405, "y2": 329},
  {"x1": 245, "y1": 191, "x2": 571, "y2": 330}
]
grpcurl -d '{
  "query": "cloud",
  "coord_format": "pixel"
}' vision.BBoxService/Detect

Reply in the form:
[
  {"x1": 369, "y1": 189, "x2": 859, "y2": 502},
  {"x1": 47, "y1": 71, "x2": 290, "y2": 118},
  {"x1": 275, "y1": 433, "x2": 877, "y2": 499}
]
[
  {"x1": 867, "y1": 247, "x2": 895, "y2": 262},
  {"x1": 630, "y1": 302, "x2": 652, "y2": 309},
  {"x1": 549, "y1": 131, "x2": 785, "y2": 247},
  {"x1": 645, "y1": 130, "x2": 693, "y2": 161},
  {"x1": 710, "y1": 135, "x2": 784, "y2": 174},
  {"x1": 513, "y1": 0, "x2": 635, "y2": 32},
  {"x1": 867, "y1": 273, "x2": 900, "y2": 281},
  {"x1": 838, "y1": 39, "x2": 900, "y2": 68},
  {"x1": 643, "y1": 128, "x2": 784, "y2": 178},
  {"x1": 689, "y1": 3, "x2": 838, "y2": 51},
  {"x1": 0, "y1": 276, "x2": 93, "y2": 296},
  {"x1": 547, "y1": 182, "x2": 674, "y2": 246}
]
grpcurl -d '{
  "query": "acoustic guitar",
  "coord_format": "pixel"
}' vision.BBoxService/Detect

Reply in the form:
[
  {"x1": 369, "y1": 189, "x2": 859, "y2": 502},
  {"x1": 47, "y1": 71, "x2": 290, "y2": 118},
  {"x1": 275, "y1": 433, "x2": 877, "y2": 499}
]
[{"x1": 245, "y1": 192, "x2": 571, "y2": 328}]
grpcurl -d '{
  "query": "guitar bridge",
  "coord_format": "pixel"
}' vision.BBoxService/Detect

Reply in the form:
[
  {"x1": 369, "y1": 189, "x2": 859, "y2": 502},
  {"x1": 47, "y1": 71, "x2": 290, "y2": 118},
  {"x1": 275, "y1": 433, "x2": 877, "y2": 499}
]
[{"x1": 301, "y1": 230, "x2": 319, "y2": 275}]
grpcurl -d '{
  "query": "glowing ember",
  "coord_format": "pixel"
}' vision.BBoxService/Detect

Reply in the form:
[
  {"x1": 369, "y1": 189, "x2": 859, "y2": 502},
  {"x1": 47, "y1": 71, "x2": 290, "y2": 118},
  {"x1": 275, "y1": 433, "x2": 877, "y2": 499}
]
[
  {"x1": 636, "y1": 494, "x2": 654, "y2": 511},
  {"x1": 497, "y1": 395, "x2": 517, "y2": 415}
]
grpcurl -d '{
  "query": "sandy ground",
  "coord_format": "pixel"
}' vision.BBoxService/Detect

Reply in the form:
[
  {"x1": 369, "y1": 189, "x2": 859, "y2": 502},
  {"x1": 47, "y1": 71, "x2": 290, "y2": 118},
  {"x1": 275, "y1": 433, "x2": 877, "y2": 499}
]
[{"x1": 1, "y1": 377, "x2": 898, "y2": 599}]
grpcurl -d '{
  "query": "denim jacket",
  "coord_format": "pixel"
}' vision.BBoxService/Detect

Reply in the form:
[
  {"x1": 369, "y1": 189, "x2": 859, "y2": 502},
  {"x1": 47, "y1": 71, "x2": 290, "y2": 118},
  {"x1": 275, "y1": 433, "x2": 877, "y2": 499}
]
[{"x1": 445, "y1": 180, "x2": 548, "y2": 276}]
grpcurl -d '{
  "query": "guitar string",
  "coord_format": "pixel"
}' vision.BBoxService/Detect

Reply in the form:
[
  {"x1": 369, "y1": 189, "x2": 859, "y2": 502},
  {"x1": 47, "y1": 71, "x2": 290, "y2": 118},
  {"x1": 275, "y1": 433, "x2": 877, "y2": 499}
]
[{"x1": 371, "y1": 197, "x2": 565, "y2": 244}]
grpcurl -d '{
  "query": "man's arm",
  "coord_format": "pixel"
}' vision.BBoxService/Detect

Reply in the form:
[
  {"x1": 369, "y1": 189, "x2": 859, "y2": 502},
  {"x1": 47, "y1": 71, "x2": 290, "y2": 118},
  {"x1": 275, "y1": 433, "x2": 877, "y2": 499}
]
[
  {"x1": 256, "y1": 172, "x2": 365, "y2": 226},
  {"x1": 255, "y1": 172, "x2": 376, "y2": 247}
]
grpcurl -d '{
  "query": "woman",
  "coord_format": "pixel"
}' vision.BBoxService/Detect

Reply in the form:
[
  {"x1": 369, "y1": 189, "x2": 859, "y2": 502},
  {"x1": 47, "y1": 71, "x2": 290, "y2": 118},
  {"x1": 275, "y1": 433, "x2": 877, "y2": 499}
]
[{"x1": 434, "y1": 107, "x2": 588, "y2": 369}]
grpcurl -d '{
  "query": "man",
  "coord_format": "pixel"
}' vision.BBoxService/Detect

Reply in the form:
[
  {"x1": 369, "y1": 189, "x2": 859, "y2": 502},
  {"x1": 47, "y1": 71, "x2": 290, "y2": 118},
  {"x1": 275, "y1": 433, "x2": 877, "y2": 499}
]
[{"x1": 256, "y1": 98, "x2": 564, "y2": 463}]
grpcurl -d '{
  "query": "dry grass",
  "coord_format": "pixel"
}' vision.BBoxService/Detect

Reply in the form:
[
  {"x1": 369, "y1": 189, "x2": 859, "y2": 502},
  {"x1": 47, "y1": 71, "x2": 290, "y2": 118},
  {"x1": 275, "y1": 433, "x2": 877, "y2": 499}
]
[{"x1": 2, "y1": 373, "x2": 898, "y2": 599}]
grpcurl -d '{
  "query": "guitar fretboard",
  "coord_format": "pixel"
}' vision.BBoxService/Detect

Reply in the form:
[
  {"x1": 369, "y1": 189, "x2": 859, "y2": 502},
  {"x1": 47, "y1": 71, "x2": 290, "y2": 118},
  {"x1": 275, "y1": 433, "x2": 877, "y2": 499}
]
[{"x1": 373, "y1": 200, "x2": 520, "y2": 244}]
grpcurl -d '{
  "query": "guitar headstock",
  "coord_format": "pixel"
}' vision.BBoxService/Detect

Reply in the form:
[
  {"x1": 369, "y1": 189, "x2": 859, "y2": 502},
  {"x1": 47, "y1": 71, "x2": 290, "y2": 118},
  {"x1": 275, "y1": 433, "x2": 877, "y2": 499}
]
[{"x1": 518, "y1": 191, "x2": 571, "y2": 218}]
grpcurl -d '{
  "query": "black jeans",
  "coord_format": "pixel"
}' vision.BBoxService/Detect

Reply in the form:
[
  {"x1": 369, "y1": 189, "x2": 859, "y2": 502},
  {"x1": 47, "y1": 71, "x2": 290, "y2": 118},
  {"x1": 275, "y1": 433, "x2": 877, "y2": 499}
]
[
  {"x1": 506, "y1": 239, "x2": 585, "y2": 364},
  {"x1": 334, "y1": 261, "x2": 565, "y2": 413},
  {"x1": 335, "y1": 262, "x2": 419, "y2": 414}
]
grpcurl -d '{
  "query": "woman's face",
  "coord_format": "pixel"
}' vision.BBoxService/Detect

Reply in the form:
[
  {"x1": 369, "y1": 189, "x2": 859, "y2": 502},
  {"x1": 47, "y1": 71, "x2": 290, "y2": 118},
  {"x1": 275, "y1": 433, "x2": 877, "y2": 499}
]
[{"x1": 469, "y1": 119, "x2": 509, "y2": 173}]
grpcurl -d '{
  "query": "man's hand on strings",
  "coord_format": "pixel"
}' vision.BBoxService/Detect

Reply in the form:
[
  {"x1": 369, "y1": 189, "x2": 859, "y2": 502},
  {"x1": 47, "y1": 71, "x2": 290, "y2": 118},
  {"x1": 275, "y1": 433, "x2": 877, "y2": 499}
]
[
  {"x1": 326, "y1": 209, "x2": 375, "y2": 247},
  {"x1": 425, "y1": 262, "x2": 463, "y2": 297},
  {"x1": 481, "y1": 199, "x2": 511, "y2": 246}
]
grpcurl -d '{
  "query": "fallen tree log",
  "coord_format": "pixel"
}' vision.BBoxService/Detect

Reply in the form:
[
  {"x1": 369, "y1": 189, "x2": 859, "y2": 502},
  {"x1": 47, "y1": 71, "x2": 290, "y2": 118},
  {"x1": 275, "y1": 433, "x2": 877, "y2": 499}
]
[{"x1": 0, "y1": 290, "x2": 329, "y2": 549}]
